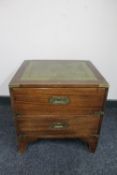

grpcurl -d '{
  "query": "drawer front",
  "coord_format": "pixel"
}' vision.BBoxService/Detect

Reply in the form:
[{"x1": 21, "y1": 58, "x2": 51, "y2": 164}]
[
  {"x1": 16, "y1": 115, "x2": 100, "y2": 137},
  {"x1": 12, "y1": 87, "x2": 105, "y2": 115}
]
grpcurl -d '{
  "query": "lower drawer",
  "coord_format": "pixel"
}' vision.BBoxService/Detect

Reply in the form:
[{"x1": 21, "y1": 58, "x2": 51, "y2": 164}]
[{"x1": 16, "y1": 115, "x2": 100, "y2": 137}]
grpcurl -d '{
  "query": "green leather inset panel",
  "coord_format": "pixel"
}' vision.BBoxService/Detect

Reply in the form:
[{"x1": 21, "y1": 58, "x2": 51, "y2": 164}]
[{"x1": 20, "y1": 61, "x2": 97, "y2": 81}]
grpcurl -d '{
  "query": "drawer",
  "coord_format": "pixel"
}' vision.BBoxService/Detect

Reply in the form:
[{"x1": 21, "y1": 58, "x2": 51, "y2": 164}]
[
  {"x1": 16, "y1": 115, "x2": 100, "y2": 137},
  {"x1": 12, "y1": 87, "x2": 105, "y2": 115}
]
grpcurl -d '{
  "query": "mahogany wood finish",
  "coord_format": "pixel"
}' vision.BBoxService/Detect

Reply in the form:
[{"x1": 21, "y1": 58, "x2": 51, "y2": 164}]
[{"x1": 9, "y1": 60, "x2": 109, "y2": 153}]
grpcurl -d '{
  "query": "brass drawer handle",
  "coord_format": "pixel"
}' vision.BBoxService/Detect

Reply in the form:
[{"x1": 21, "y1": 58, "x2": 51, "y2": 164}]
[
  {"x1": 49, "y1": 96, "x2": 70, "y2": 105},
  {"x1": 15, "y1": 113, "x2": 21, "y2": 117},
  {"x1": 50, "y1": 122, "x2": 68, "y2": 129}
]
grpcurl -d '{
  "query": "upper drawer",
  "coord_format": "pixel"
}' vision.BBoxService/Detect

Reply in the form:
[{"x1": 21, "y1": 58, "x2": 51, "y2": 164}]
[{"x1": 11, "y1": 87, "x2": 106, "y2": 115}]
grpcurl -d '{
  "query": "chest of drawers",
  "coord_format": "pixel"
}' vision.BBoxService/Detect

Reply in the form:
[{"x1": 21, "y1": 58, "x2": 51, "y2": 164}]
[{"x1": 9, "y1": 60, "x2": 108, "y2": 153}]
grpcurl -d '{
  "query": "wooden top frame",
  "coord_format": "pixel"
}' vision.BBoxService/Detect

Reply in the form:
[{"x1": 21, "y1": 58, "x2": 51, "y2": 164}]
[{"x1": 9, "y1": 60, "x2": 109, "y2": 88}]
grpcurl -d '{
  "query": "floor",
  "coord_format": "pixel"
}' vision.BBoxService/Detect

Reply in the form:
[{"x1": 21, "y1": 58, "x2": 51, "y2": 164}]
[{"x1": 0, "y1": 104, "x2": 117, "y2": 175}]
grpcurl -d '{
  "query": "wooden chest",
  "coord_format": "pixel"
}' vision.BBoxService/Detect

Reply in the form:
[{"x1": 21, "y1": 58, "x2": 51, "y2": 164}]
[{"x1": 9, "y1": 60, "x2": 109, "y2": 153}]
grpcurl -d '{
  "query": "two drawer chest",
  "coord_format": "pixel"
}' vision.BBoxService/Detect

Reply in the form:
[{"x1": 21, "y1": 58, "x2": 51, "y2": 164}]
[{"x1": 9, "y1": 60, "x2": 109, "y2": 153}]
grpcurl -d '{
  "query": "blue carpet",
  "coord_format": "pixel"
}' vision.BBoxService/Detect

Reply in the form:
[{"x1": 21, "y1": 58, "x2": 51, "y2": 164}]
[{"x1": 0, "y1": 104, "x2": 117, "y2": 175}]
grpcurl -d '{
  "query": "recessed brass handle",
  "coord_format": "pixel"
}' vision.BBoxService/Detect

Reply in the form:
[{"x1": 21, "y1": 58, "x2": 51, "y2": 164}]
[
  {"x1": 49, "y1": 96, "x2": 70, "y2": 105},
  {"x1": 15, "y1": 113, "x2": 21, "y2": 117},
  {"x1": 18, "y1": 134, "x2": 27, "y2": 139},
  {"x1": 50, "y1": 122, "x2": 68, "y2": 129}
]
